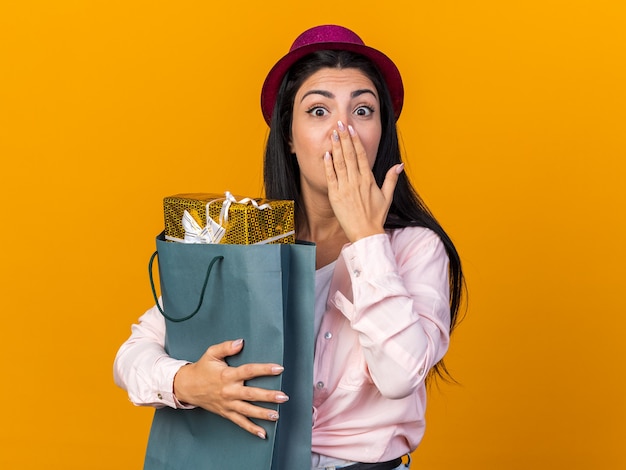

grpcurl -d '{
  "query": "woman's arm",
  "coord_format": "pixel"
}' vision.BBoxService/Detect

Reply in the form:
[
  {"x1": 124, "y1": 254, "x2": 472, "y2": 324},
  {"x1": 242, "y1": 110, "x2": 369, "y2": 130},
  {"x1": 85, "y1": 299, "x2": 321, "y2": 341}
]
[
  {"x1": 337, "y1": 227, "x2": 451, "y2": 399},
  {"x1": 113, "y1": 305, "x2": 190, "y2": 408},
  {"x1": 113, "y1": 305, "x2": 289, "y2": 439}
]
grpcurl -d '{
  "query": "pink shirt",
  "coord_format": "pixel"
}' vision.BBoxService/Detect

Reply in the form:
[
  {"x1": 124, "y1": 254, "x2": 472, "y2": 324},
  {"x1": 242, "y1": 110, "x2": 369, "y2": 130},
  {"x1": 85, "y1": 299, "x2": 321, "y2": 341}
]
[
  {"x1": 114, "y1": 226, "x2": 450, "y2": 462},
  {"x1": 311, "y1": 227, "x2": 450, "y2": 462}
]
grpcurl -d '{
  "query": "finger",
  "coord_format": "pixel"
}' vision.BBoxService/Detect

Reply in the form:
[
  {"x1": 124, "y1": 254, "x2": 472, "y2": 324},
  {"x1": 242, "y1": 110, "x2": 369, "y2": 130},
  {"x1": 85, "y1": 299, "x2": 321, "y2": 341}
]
[
  {"x1": 324, "y1": 151, "x2": 338, "y2": 188},
  {"x1": 336, "y1": 120, "x2": 359, "y2": 175},
  {"x1": 223, "y1": 409, "x2": 271, "y2": 440},
  {"x1": 381, "y1": 163, "x2": 404, "y2": 203},
  {"x1": 330, "y1": 128, "x2": 347, "y2": 177},
  {"x1": 229, "y1": 384, "x2": 290, "y2": 406},
  {"x1": 203, "y1": 338, "x2": 244, "y2": 362},
  {"x1": 223, "y1": 392, "x2": 288, "y2": 438},
  {"x1": 228, "y1": 362, "x2": 285, "y2": 382},
  {"x1": 346, "y1": 124, "x2": 370, "y2": 175},
  {"x1": 230, "y1": 394, "x2": 281, "y2": 418}
]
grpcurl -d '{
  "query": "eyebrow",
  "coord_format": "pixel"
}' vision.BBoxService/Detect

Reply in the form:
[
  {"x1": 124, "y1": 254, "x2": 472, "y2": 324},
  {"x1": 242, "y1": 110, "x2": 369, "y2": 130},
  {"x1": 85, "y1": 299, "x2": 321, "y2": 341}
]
[{"x1": 300, "y1": 88, "x2": 377, "y2": 102}]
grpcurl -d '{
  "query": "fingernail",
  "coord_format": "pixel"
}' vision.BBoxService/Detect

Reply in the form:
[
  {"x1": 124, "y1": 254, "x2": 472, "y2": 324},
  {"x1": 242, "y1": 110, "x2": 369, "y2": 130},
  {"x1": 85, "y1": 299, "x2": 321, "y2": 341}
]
[
  {"x1": 268, "y1": 411, "x2": 279, "y2": 420},
  {"x1": 257, "y1": 431, "x2": 266, "y2": 439},
  {"x1": 348, "y1": 124, "x2": 355, "y2": 136},
  {"x1": 337, "y1": 120, "x2": 345, "y2": 131},
  {"x1": 271, "y1": 366, "x2": 284, "y2": 374},
  {"x1": 232, "y1": 339, "x2": 244, "y2": 348},
  {"x1": 324, "y1": 151, "x2": 331, "y2": 160},
  {"x1": 395, "y1": 163, "x2": 405, "y2": 174},
  {"x1": 276, "y1": 393, "x2": 289, "y2": 402},
  {"x1": 332, "y1": 130, "x2": 339, "y2": 141}
]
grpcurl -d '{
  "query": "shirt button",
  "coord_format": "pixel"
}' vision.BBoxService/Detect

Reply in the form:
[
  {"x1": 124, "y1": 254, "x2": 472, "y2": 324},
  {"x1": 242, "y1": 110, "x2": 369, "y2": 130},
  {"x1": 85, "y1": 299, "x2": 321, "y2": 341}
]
[
  {"x1": 324, "y1": 331, "x2": 333, "y2": 340},
  {"x1": 418, "y1": 368, "x2": 425, "y2": 376},
  {"x1": 316, "y1": 381, "x2": 325, "y2": 389},
  {"x1": 157, "y1": 393, "x2": 163, "y2": 400},
  {"x1": 353, "y1": 269, "x2": 361, "y2": 277}
]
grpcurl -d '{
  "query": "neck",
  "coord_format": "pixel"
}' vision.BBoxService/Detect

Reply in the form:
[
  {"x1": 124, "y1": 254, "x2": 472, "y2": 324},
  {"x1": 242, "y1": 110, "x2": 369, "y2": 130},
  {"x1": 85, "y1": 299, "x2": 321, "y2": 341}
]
[
  {"x1": 296, "y1": 192, "x2": 343, "y2": 242},
  {"x1": 296, "y1": 190, "x2": 349, "y2": 269}
]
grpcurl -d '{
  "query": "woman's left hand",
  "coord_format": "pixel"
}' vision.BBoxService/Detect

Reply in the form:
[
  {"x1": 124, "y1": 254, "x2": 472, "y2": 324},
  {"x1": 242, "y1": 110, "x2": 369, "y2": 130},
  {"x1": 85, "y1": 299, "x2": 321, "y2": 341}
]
[{"x1": 324, "y1": 121, "x2": 404, "y2": 242}]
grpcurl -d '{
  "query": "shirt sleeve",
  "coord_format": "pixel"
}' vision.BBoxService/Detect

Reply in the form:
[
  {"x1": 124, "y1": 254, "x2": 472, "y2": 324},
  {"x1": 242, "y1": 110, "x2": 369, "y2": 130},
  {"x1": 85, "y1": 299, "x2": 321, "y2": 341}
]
[
  {"x1": 113, "y1": 303, "x2": 194, "y2": 409},
  {"x1": 337, "y1": 228, "x2": 451, "y2": 399}
]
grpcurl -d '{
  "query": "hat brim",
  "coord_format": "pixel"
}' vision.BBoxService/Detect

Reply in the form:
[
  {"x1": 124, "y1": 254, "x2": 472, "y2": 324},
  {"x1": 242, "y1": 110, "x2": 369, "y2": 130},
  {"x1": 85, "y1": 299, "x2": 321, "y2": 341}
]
[{"x1": 261, "y1": 41, "x2": 404, "y2": 125}]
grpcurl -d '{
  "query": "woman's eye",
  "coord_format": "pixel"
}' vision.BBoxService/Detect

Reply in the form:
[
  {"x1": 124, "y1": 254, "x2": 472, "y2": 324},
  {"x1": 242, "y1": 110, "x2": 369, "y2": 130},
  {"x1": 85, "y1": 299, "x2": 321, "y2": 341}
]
[
  {"x1": 354, "y1": 106, "x2": 374, "y2": 117},
  {"x1": 306, "y1": 106, "x2": 328, "y2": 117}
]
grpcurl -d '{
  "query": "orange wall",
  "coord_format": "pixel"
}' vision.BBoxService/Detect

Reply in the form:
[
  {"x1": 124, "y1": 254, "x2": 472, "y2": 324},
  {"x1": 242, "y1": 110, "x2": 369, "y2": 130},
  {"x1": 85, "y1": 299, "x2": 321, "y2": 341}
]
[{"x1": 1, "y1": 1, "x2": 624, "y2": 468}]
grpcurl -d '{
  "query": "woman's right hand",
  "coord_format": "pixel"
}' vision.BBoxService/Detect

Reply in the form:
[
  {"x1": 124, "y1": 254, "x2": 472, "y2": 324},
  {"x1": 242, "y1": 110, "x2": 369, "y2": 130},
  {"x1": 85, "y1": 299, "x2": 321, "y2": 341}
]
[{"x1": 172, "y1": 339, "x2": 289, "y2": 439}]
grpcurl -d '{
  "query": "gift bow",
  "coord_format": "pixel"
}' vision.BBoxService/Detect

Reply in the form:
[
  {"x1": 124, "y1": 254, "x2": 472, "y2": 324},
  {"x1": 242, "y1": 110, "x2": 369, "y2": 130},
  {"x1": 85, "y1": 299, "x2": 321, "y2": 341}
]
[
  {"x1": 181, "y1": 191, "x2": 294, "y2": 244},
  {"x1": 217, "y1": 191, "x2": 272, "y2": 226},
  {"x1": 181, "y1": 209, "x2": 225, "y2": 244}
]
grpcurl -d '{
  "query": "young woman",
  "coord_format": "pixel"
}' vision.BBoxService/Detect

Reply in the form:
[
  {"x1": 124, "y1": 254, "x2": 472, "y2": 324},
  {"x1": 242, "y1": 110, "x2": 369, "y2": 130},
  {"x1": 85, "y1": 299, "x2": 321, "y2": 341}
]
[{"x1": 115, "y1": 25, "x2": 464, "y2": 470}]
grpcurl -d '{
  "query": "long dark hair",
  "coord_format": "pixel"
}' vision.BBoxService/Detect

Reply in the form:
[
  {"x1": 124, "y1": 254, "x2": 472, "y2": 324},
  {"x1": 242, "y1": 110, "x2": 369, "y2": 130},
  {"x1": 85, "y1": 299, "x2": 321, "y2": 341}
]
[{"x1": 263, "y1": 50, "x2": 465, "y2": 382}]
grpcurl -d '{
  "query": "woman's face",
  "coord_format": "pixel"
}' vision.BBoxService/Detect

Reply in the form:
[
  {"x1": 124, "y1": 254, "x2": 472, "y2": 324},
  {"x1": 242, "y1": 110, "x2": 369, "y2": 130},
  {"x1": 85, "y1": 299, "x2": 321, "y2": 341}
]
[{"x1": 289, "y1": 67, "x2": 382, "y2": 196}]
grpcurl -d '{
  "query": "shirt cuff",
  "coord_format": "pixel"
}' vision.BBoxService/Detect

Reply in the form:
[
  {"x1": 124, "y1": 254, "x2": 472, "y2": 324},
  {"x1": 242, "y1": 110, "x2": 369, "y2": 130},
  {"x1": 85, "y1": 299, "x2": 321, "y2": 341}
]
[
  {"x1": 341, "y1": 233, "x2": 397, "y2": 280},
  {"x1": 154, "y1": 357, "x2": 195, "y2": 409}
]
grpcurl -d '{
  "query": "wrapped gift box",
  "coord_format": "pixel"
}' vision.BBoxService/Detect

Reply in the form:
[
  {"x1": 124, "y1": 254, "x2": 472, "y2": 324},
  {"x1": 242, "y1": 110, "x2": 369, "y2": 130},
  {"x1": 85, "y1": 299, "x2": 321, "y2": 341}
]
[{"x1": 164, "y1": 192, "x2": 295, "y2": 244}]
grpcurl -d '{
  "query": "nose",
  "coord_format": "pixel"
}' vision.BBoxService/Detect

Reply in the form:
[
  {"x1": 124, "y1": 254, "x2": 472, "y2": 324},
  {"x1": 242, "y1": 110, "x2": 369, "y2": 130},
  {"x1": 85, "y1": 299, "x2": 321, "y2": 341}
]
[
  {"x1": 338, "y1": 110, "x2": 353, "y2": 128},
  {"x1": 327, "y1": 111, "x2": 353, "y2": 142},
  {"x1": 334, "y1": 113, "x2": 353, "y2": 135}
]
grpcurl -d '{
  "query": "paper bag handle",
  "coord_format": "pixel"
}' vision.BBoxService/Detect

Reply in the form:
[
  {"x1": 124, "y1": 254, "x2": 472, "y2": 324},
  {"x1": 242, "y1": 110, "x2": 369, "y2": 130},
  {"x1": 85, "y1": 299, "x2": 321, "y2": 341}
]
[{"x1": 148, "y1": 251, "x2": 224, "y2": 322}]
